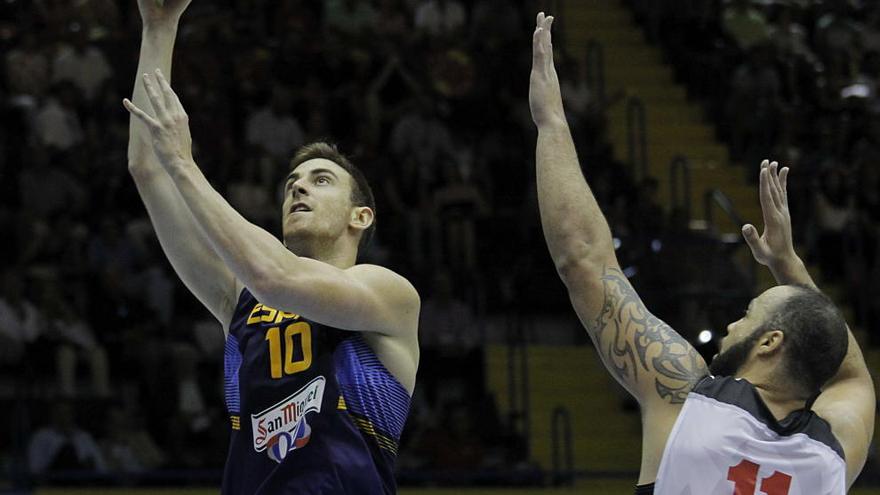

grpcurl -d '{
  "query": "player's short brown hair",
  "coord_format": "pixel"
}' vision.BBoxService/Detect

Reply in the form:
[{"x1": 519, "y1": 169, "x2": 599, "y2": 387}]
[{"x1": 289, "y1": 142, "x2": 376, "y2": 250}]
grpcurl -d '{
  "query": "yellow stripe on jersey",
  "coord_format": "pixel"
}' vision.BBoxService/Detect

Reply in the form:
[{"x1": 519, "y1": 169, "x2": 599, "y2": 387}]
[
  {"x1": 337, "y1": 395, "x2": 347, "y2": 410},
  {"x1": 230, "y1": 415, "x2": 241, "y2": 430},
  {"x1": 349, "y1": 414, "x2": 399, "y2": 455}
]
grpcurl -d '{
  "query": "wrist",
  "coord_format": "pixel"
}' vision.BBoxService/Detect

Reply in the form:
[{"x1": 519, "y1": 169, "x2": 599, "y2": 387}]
[
  {"x1": 536, "y1": 117, "x2": 569, "y2": 132},
  {"x1": 143, "y1": 21, "x2": 180, "y2": 38},
  {"x1": 166, "y1": 157, "x2": 196, "y2": 179}
]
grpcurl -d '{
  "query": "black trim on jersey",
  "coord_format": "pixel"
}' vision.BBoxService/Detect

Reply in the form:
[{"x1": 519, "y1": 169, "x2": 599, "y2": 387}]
[
  {"x1": 634, "y1": 482, "x2": 654, "y2": 494},
  {"x1": 691, "y1": 375, "x2": 845, "y2": 459}
]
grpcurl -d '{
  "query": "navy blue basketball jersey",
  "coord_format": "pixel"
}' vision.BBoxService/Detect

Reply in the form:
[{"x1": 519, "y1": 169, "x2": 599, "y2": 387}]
[{"x1": 221, "y1": 288, "x2": 411, "y2": 494}]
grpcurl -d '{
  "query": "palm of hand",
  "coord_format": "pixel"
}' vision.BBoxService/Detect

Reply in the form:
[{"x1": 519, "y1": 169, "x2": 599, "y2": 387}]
[{"x1": 529, "y1": 12, "x2": 565, "y2": 127}]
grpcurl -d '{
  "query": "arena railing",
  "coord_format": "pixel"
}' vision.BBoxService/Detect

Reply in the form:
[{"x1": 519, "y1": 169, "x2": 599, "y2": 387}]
[
  {"x1": 669, "y1": 155, "x2": 692, "y2": 222},
  {"x1": 703, "y1": 188, "x2": 756, "y2": 287},
  {"x1": 505, "y1": 312, "x2": 531, "y2": 459},
  {"x1": 626, "y1": 97, "x2": 648, "y2": 182},
  {"x1": 586, "y1": 40, "x2": 606, "y2": 108},
  {"x1": 550, "y1": 406, "x2": 574, "y2": 487}
]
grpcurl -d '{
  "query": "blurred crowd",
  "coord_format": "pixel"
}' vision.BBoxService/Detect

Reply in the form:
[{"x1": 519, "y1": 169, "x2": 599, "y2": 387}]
[
  {"x1": 0, "y1": 0, "x2": 597, "y2": 486},
  {"x1": 0, "y1": 0, "x2": 875, "y2": 488},
  {"x1": 630, "y1": 0, "x2": 880, "y2": 344}
]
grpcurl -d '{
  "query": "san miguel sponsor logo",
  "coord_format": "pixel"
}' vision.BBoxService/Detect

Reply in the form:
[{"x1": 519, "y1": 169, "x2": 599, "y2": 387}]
[{"x1": 251, "y1": 376, "x2": 325, "y2": 453}]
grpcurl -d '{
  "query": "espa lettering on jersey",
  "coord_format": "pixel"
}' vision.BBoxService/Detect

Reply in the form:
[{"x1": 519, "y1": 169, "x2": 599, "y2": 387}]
[
  {"x1": 251, "y1": 375, "x2": 325, "y2": 462},
  {"x1": 246, "y1": 303, "x2": 300, "y2": 326}
]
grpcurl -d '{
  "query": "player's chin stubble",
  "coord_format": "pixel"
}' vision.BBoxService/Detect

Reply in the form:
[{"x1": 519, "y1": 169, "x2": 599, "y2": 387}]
[{"x1": 708, "y1": 329, "x2": 764, "y2": 377}]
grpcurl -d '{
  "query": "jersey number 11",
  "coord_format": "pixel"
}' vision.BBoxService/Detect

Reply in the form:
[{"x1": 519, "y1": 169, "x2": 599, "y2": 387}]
[{"x1": 727, "y1": 459, "x2": 792, "y2": 495}]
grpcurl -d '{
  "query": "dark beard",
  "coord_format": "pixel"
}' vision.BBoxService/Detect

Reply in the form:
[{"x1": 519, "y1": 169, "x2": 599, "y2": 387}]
[{"x1": 709, "y1": 329, "x2": 763, "y2": 377}]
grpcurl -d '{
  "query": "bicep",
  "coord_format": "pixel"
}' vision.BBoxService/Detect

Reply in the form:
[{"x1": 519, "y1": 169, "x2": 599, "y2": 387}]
[
  {"x1": 813, "y1": 377, "x2": 876, "y2": 487},
  {"x1": 133, "y1": 171, "x2": 239, "y2": 328},
  {"x1": 566, "y1": 263, "x2": 708, "y2": 406},
  {"x1": 258, "y1": 261, "x2": 420, "y2": 337}
]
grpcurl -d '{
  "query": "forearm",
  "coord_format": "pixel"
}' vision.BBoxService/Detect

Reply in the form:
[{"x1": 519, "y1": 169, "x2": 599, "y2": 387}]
[
  {"x1": 129, "y1": 24, "x2": 179, "y2": 169},
  {"x1": 536, "y1": 122, "x2": 615, "y2": 272},
  {"x1": 169, "y1": 160, "x2": 291, "y2": 291}
]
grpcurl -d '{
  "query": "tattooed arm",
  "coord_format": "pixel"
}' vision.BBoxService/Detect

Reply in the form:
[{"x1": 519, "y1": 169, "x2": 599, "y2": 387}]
[{"x1": 529, "y1": 13, "x2": 707, "y2": 408}]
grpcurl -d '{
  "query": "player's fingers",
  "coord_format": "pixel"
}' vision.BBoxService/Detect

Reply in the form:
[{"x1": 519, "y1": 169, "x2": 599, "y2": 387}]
[
  {"x1": 543, "y1": 18, "x2": 554, "y2": 72},
  {"x1": 154, "y1": 69, "x2": 178, "y2": 112},
  {"x1": 767, "y1": 161, "x2": 783, "y2": 210},
  {"x1": 123, "y1": 98, "x2": 161, "y2": 129},
  {"x1": 532, "y1": 27, "x2": 544, "y2": 66},
  {"x1": 741, "y1": 224, "x2": 763, "y2": 256},
  {"x1": 759, "y1": 167, "x2": 774, "y2": 226},
  {"x1": 779, "y1": 167, "x2": 789, "y2": 206},
  {"x1": 142, "y1": 72, "x2": 166, "y2": 117}
]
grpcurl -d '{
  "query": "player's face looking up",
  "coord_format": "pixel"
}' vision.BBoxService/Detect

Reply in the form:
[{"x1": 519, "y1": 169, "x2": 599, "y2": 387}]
[{"x1": 281, "y1": 158, "x2": 373, "y2": 252}]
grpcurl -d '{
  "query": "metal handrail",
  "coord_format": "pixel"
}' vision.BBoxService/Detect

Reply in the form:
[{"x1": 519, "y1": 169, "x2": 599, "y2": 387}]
[
  {"x1": 669, "y1": 155, "x2": 692, "y2": 221},
  {"x1": 505, "y1": 314, "x2": 531, "y2": 458},
  {"x1": 703, "y1": 189, "x2": 744, "y2": 229},
  {"x1": 703, "y1": 188, "x2": 756, "y2": 287},
  {"x1": 626, "y1": 97, "x2": 648, "y2": 181},
  {"x1": 551, "y1": 406, "x2": 574, "y2": 486},
  {"x1": 585, "y1": 40, "x2": 606, "y2": 106}
]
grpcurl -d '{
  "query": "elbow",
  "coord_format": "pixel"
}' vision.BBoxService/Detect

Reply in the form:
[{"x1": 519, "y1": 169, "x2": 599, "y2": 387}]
[{"x1": 552, "y1": 240, "x2": 612, "y2": 285}]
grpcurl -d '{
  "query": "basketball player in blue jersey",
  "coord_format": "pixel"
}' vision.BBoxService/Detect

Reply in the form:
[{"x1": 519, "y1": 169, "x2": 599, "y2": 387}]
[
  {"x1": 124, "y1": 1, "x2": 419, "y2": 493},
  {"x1": 530, "y1": 13, "x2": 875, "y2": 494}
]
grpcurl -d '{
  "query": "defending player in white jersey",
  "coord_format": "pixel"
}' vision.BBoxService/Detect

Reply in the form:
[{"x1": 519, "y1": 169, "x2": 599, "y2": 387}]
[{"x1": 529, "y1": 12, "x2": 875, "y2": 494}]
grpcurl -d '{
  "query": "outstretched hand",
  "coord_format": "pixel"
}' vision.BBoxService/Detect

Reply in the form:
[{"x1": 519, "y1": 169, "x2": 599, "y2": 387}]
[
  {"x1": 742, "y1": 160, "x2": 795, "y2": 267},
  {"x1": 529, "y1": 12, "x2": 565, "y2": 128},
  {"x1": 123, "y1": 69, "x2": 194, "y2": 171}
]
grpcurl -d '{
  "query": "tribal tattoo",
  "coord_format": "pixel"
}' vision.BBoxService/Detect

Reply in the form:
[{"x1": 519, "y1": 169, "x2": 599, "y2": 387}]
[{"x1": 588, "y1": 267, "x2": 707, "y2": 404}]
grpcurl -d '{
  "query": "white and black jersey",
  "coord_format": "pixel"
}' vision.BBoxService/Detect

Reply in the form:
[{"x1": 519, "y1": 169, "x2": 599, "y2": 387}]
[{"x1": 635, "y1": 375, "x2": 846, "y2": 495}]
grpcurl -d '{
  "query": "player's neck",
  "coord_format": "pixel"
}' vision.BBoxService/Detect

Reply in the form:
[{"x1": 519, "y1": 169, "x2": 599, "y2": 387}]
[{"x1": 741, "y1": 369, "x2": 809, "y2": 421}]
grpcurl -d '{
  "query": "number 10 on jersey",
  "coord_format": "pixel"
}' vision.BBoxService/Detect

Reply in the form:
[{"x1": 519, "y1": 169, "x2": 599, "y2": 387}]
[{"x1": 265, "y1": 322, "x2": 313, "y2": 378}]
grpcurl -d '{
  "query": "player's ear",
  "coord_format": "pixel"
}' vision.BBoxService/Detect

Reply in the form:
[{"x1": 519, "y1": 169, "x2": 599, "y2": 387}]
[
  {"x1": 756, "y1": 330, "x2": 784, "y2": 356},
  {"x1": 350, "y1": 206, "x2": 374, "y2": 233}
]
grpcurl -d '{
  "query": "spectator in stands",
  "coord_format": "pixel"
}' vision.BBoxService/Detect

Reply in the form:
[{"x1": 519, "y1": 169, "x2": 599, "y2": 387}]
[
  {"x1": 727, "y1": 44, "x2": 782, "y2": 163},
  {"x1": 50, "y1": 23, "x2": 113, "y2": 105},
  {"x1": 32, "y1": 82, "x2": 84, "y2": 153},
  {"x1": 0, "y1": 270, "x2": 42, "y2": 366},
  {"x1": 414, "y1": 0, "x2": 466, "y2": 39},
  {"x1": 814, "y1": 166, "x2": 857, "y2": 282},
  {"x1": 37, "y1": 277, "x2": 111, "y2": 398},
  {"x1": 27, "y1": 402, "x2": 107, "y2": 476},
  {"x1": 323, "y1": 0, "x2": 377, "y2": 38},
  {"x1": 722, "y1": 0, "x2": 771, "y2": 51},
  {"x1": 5, "y1": 31, "x2": 50, "y2": 105},
  {"x1": 100, "y1": 407, "x2": 166, "y2": 474},
  {"x1": 245, "y1": 82, "x2": 305, "y2": 183}
]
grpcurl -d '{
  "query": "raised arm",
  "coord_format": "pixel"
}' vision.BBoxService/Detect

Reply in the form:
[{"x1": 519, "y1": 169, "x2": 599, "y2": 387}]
[
  {"x1": 529, "y1": 13, "x2": 707, "y2": 408},
  {"x1": 742, "y1": 160, "x2": 875, "y2": 487},
  {"x1": 127, "y1": 0, "x2": 238, "y2": 329},
  {"x1": 124, "y1": 71, "x2": 420, "y2": 338}
]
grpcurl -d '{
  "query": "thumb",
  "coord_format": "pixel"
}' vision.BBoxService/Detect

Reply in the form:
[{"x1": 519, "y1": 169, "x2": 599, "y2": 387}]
[{"x1": 741, "y1": 224, "x2": 760, "y2": 250}]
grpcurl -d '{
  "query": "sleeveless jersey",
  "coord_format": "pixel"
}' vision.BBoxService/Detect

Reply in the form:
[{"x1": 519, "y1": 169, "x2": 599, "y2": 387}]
[
  {"x1": 650, "y1": 375, "x2": 846, "y2": 495},
  {"x1": 221, "y1": 288, "x2": 411, "y2": 494}
]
